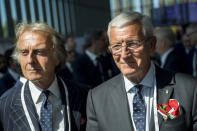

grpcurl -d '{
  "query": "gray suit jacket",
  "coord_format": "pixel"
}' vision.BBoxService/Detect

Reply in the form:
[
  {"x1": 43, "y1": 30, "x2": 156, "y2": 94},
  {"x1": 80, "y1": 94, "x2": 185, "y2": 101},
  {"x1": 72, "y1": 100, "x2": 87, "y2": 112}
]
[
  {"x1": 86, "y1": 66, "x2": 197, "y2": 131},
  {"x1": 0, "y1": 76, "x2": 89, "y2": 131}
]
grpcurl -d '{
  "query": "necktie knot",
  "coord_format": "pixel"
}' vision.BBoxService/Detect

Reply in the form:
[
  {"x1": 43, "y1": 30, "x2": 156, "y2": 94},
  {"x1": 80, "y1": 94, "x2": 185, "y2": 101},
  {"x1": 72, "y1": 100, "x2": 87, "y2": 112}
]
[
  {"x1": 42, "y1": 90, "x2": 50, "y2": 98},
  {"x1": 42, "y1": 90, "x2": 51, "y2": 109},
  {"x1": 134, "y1": 84, "x2": 143, "y2": 92},
  {"x1": 130, "y1": 84, "x2": 143, "y2": 94}
]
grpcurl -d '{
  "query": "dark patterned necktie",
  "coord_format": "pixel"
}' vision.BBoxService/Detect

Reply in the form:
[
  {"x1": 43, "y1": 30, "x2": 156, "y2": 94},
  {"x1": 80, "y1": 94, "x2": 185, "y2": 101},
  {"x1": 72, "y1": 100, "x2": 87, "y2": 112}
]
[
  {"x1": 40, "y1": 90, "x2": 52, "y2": 131},
  {"x1": 96, "y1": 56, "x2": 105, "y2": 82},
  {"x1": 133, "y1": 84, "x2": 146, "y2": 131}
]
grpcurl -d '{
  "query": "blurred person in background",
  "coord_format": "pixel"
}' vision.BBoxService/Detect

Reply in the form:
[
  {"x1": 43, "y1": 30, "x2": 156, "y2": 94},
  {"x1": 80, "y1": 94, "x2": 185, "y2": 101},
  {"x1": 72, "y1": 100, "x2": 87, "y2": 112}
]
[
  {"x1": 184, "y1": 23, "x2": 197, "y2": 77},
  {"x1": 182, "y1": 33, "x2": 193, "y2": 54},
  {"x1": 154, "y1": 27, "x2": 187, "y2": 73},
  {"x1": 0, "y1": 54, "x2": 7, "y2": 78},
  {"x1": 65, "y1": 35, "x2": 76, "y2": 51},
  {"x1": 73, "y1": 29, "x2": 116, "y2": 87},
  {"x1": 57, "y1": 35, "x2": 77, "y2": 80},
  {"x1": 0, "y1": 48, "x2": 21, "y2": 96}
]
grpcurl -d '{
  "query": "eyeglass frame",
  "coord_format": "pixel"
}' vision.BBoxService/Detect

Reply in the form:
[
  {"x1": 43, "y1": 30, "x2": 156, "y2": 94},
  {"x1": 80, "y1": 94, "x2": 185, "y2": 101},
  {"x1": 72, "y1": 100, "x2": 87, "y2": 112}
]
[
  {"x1": 108, "y1": 38, "x2": 148, "y2": 55},
  {"x1": 186, "y1": 30, "x2": 197, "y2": 37}
]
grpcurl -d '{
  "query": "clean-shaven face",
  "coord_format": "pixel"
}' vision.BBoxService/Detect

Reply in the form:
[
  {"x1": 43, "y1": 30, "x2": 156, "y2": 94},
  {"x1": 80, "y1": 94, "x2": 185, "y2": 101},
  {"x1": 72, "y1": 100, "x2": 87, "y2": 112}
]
[
  {"x1": 109, "y1": 23, "x2": 155, "y2": 82},
  {"x1": 18, "y1": 30, "x2": 59, "y2": 88}
]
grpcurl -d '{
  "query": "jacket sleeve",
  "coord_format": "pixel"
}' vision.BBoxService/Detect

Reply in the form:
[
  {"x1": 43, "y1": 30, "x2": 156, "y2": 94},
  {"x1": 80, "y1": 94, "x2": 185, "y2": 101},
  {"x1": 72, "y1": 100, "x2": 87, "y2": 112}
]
[
  {"x1": 193, "y1": 84, "x2": 197, "y2": 130},
  {"x1": 86, "y1": 90, "x2": 99, "y2": 131}
]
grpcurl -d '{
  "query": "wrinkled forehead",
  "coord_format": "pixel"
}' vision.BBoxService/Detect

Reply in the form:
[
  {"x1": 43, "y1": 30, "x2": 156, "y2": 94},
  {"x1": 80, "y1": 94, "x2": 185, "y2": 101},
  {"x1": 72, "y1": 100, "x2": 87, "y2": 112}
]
[
  {"x1": 110, "y1": 23, "x2": 144, "y2": 37},
  {"x1": 18, "y1": 31, "x2": 53, "y2": 48}
]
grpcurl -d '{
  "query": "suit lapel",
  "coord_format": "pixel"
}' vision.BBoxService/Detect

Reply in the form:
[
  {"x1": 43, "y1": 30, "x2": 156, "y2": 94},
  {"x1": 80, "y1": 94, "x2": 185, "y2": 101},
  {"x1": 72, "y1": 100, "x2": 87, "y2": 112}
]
[
  {"x1": 155, "y1": 66, "x2": 175, "y2": 128},
  {"x1": 110, "y1": 74, "x2": 134, "y2": 131},
  {"x1": 9, "y1": 81, "x2": 30, "y2": 131},
  {"x1": 24, "y1": 81, "x2": 40, "y2": 131},
  {"x1": 58, "y1": 77, "x2": 83, "y2": 131},
  {"x1": 149, "y1": 86, "x2": 174, "y2": 131},
  {"x1": 9, "y1": 80, "x2": 40, "y2": 131},
  {"x1": 57, "y1": 77, "x2": 69, "y2": 131}
]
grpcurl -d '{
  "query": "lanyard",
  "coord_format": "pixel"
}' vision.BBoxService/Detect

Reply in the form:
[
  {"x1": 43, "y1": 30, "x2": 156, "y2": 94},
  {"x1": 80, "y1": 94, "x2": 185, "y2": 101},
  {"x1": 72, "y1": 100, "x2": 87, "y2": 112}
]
[
  {"x1": 59, "y1": 77, "x2": 71, "y2": 131},
  {"x1": 153, "y1": 78, "x2": 159, "y2": 131},
  {"x1": 21, "y1": 79, "x2": 35, "y2": 131},
  {"x1": 21, "y1": 78, "x2": 71, "y2": 131}
]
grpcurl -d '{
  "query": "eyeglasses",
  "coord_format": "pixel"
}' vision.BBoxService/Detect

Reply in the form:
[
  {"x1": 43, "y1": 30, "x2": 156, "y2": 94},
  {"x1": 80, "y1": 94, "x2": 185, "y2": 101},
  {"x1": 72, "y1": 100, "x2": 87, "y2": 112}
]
[
  {"x1": 109, "y1": 39, "x2": 146, "y2": 55},
  {"x1": 186, "y1": 31, "x2": 197, "y2": 37}
]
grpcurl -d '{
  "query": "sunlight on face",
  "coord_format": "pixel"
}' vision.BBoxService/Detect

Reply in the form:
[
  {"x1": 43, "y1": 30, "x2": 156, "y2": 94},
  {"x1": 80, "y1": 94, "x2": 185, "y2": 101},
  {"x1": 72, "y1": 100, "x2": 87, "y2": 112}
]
[
  {"x1": 18, "y1": 31, "x2": 59, "y2": 87},
  {"x1": 110, "y1": 23, "x2": 153, "y2": 82}
]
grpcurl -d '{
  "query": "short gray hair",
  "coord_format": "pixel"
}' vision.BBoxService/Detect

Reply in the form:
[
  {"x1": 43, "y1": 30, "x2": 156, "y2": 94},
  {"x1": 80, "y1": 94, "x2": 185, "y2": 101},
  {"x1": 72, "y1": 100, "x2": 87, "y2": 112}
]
[
  {"x1": 154, "y1": 27, "x2": 176, "y2": 48},
  {"x1": 107, "y1": 12, "x2": 153, "y2": 42},
  {"x1": 13, "y1": 22, "x2": 66, "y2": 72}
]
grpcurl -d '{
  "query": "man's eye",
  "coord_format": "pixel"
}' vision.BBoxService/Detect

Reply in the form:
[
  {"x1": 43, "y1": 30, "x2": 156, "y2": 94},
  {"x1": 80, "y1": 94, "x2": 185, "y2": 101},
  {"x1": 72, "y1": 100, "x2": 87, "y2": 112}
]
[
  {"x1": 34, "y1": 50, "x2": 47, "y2": 55},
  {"x1": 20, "y1": 50, "x2": 28, "y2": 56},
  {"x1": 127, "y1": 41, "x2": 136, "y2": 46},
  {"x1": 112, "y1": 44, "x2": 121, "y2": 50}
]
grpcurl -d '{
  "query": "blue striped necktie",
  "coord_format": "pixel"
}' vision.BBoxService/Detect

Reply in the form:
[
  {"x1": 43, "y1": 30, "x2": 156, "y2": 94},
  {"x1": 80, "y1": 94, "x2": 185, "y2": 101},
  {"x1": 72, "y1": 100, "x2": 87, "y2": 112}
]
[
  {"x1": 133, "y1": 84, "x2": 146, "y2": 131},
  {"x1": 40, "y1": 90, "x2": 52, "y2": 131}
]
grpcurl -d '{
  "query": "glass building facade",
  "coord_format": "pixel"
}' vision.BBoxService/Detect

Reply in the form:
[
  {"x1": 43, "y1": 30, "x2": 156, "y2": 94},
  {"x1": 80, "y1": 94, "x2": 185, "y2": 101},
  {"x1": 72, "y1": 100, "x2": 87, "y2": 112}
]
[
  {"x1": 0, "y1": 0, "x2": 76, "y2": 39},
  {"x1": 109, "y1": 0, "x2": 197, "y2": 26}
]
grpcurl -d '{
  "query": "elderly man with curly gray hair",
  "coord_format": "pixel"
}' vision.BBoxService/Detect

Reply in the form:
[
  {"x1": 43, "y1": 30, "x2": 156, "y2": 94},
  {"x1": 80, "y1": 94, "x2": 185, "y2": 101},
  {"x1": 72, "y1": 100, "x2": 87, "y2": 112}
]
[{"x1": 0, "y1": 22, "x2": 88, "y2": 131}]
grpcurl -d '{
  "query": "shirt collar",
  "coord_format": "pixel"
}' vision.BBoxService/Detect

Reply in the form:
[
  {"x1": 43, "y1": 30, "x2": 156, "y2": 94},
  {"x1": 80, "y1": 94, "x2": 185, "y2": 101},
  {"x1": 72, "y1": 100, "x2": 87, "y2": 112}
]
[
  {"x1": 160, "y1": 48, "x2": 174, "y2": 68},
  {"x1": 66, "y1": 62, "x2": 73, "y2": 72},
  {"x1": 85, "y1": 50, "x2": 97, "y2": 65},
  {"x1": 29, "y1": 76, "x2": 60, "y2": 104},
  {"x1": 124, "y1": 62, "x2": 155, "y2": 92},
  {"x1": 19, "y1": 76, "x2": 27, "y2": 84}
]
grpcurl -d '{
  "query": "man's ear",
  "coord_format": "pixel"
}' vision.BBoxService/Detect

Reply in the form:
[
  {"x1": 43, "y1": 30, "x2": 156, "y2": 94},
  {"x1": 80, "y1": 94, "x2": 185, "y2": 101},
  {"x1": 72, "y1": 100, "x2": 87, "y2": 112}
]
[
  {"x1": 149, "y1": 36, "x2": 156, "y2": 51},
  {"x1": 148, "y1": 36, "x2": 156, "y2": 56}
]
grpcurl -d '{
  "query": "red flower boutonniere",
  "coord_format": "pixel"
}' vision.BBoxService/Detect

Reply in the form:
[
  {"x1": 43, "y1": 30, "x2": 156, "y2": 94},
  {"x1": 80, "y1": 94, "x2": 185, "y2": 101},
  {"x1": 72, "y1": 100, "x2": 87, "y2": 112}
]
[{"x1": 157, "y1": 99, "x2": 180, "y2": 120}]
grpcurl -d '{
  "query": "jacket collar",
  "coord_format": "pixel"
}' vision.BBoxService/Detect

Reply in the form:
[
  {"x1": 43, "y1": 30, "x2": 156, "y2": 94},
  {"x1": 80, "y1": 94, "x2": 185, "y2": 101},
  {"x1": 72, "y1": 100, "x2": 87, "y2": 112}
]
[
  {"x1": 10, "y1": 81, "x2": 40, "y2": 131},
  {"x1": 9, "y1": 78, "x2": 71, "y2": 131},
  {"x1": 149, "y1": 65, "x2": 176, "y2": 130},
  {"x1": 155, "y1": 65, "x2": 175, "y2": 104}
]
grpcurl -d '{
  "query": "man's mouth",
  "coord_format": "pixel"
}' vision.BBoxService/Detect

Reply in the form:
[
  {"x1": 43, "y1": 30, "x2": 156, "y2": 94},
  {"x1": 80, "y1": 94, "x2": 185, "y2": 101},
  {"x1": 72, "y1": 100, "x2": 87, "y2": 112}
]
[{"x1": 27, "y1": 68, "x2": 41, "y2": 72}]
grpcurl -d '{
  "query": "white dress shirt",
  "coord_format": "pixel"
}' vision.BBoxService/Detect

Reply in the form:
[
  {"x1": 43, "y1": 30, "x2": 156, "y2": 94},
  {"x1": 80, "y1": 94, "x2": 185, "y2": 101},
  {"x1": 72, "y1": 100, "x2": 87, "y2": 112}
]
[
  {"x1": 66, "y1": 62, "x2": 73, "y2": 73},
  {"x1": 124, "y1": 62, "x2": 155, "y2": 131},
  {"x1": 85, "y1": 50, "x2": 98, "y2": 66},
  {"x1": 29, "y1": 76, "x2": 65, "y2": 131}
]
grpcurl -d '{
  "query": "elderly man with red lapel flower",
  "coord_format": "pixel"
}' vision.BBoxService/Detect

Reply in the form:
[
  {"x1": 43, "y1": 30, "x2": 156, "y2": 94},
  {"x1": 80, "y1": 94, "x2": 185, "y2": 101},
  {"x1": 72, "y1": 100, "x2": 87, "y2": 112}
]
[{"x1": 86, "y1": 12, "x2": 197, "y2": 131}]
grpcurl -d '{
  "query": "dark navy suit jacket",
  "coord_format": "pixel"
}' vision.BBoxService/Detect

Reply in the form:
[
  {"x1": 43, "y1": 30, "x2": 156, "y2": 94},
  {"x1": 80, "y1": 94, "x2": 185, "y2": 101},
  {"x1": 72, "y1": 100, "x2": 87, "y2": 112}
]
[
  {"x1": 0, "y1": 76, "x2": 89, "y2": 131},
  {"x1": 185, "y1": 49, "x2": 196, "y2": 76},
  {"x1": 0, "y1": 71, "x2": 16, "y2": 96},
  {"x1": 73, "y1": 53, "x2": 119, "y2": 87},
  {"x1": 163, "y1": 47, "x2": 187, "y2": 73},
  {"x1": 57, "y1": 66, "x2": 74, "y2": 80}
]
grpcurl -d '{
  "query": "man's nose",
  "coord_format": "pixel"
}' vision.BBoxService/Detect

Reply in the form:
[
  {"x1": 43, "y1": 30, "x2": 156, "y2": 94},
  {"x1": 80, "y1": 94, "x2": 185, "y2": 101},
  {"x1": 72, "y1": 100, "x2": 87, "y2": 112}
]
[
  {"x1": 120, "y1": 44, "x2": 130, "y2": 59},
  {"x1": 27, "y1": 52, "x2": 35, "y2": 63}
]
